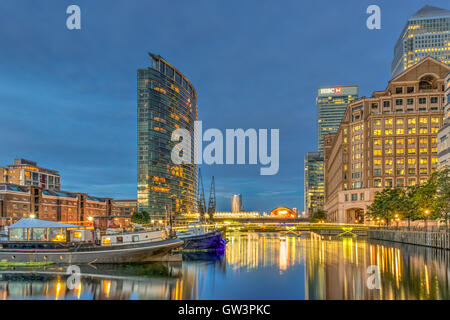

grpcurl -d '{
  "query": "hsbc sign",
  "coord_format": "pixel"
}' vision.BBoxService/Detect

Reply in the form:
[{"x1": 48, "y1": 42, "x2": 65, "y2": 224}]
[{"x1": 319, "y1": 87, "x2": 343, "y2": 95}]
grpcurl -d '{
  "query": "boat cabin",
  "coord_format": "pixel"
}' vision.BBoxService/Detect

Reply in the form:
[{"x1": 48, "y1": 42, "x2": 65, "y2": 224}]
[{"x1": 7, "y1": 218, "x2": 93, "y2": 243}]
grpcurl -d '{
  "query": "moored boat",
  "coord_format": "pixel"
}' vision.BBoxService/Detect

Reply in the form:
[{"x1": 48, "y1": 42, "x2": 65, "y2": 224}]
[
  {"x1": 177, "y1": 224, "x2": 227, "y2": 251},
  {"x1": 0, "y1": 217, "x2": 183, "y2": 264}
]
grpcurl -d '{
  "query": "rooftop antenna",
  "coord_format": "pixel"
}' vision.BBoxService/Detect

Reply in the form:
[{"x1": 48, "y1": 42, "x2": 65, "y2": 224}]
[{"x1": 207, "y1": 176, "x2": 216, "y2": 220}]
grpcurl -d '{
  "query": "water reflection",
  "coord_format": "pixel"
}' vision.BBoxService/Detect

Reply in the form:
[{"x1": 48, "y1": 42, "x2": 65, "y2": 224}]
[{"x1": 0, "y1": 232, "x2": 448, "y2": 299}]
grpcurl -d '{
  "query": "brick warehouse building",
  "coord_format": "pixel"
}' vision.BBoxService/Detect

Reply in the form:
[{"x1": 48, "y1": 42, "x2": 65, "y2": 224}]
[
  {"x1": 324, "y1": 57, "x2": 450, "y2": 224},
  {"x1": 0, "y1": 183, "x2": 120, "y2": 223}
]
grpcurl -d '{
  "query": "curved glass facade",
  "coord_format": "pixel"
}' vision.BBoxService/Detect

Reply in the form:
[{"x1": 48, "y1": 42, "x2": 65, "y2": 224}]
[{"x1": 137, "y1": 53, "x2": 198, "y2": 219}]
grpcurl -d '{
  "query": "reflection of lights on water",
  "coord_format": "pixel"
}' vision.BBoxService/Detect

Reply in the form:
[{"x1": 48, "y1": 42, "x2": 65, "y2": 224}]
[
  {"x1": 279, "y1": 237, "x2": 287, "y2": 272},
  {"x1": 55, "y1": 281, "x2": 62, "y2": 300},
  {"x1": 104, "y1": 280, "x2": 111, "y2": 298}
]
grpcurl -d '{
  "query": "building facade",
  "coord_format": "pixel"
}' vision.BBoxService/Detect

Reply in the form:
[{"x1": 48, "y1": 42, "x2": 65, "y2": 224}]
[
  {"x1": 231, "y1": 194, "x2": 243, "y2": 213},
  {"x1": 317, "y1": 86, "x2": 359, "y2": 152},
  {"x1": 324, "y1": 57, "x2": 449, "y2": 223},
  {"x1": 137, "y1": 53, "x2": 198, "y2": 219},
  {"x1": 304, "y1": 152, "x2": 324, "y2": 216},
  {"x1": 437, "y1": 71, "x2": 450, "y2": 168},
  {"x1": 0, "y1": 183, "x2": 120, "y2": 223},
  {"x1": 115, "y1": 199, "x2": 137, "y2": 215},
  {"x1": 391, "y1": 5, "x2": 450, "y2": 78},
  {"x1": 0, "y1": 159, "x2": 61, "y2": 190}
]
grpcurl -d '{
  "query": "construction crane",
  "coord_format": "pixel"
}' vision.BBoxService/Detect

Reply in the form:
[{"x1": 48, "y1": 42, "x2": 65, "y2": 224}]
[
  {"x1": 198, "y1": 168, "x2": 207, "y2": 221},
  {"x1": 207, "y1": 176, "x2": 216, "y2": 220}
]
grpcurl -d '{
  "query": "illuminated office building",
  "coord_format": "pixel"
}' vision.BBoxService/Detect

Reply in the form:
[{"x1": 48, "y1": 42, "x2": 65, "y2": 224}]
[
  {"x1": 304, "y1": 86, "x2": 357, "y2": 217},
  {"x1": 317, "y1": 86, "x2": 359, "y2": 152},
  {"x1": 391, "y1": 5, "x2": 450, "y2": 78},
  {"x1": 137, "y1": 53, "x2": 198, "y2": 219},
  {"x1": 304, "y1": 152, "x2": 324, "y2": 216},
  {"x1": 324, "y1": 57, "x2": 449, "y2": 223},
  {"x1": 438, "y1": 71, "x2": 450, "y2": 168}
]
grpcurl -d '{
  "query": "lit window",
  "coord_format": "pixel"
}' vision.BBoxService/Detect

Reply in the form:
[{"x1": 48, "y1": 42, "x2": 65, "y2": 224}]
[
  {"x1": 373, "y1": 129, "x2": 381, "y2": 136},
  {"x1": 408, "y1": 158, "x2": 416, "y2": 165},
  {"x1": 408, "y1": 118, "x2": 416, "y2": 125},
  {"x1": 385, "y1": 118, "x2": 393, "y2": 125},
  {"x1": 419, "y1": 158, "x2": 428, "y2": 164},
  {"x1": 396, "y1": 119, "x2": 404, "y2": 125},
  {"x1": 419, "y1": 128, "x2": 428, "y2": 134},
  {"x1": 420, "y1": 147, "x2": 428, "y2": 154},
  {"x1": 374, "y1": 139, "x2": 381, "y2": 145},
  {"x1": 385, "y1": 129, "x2": 393, "y2": 135},
  {"x1": 396, "y1": 148, "x2": 404, "y2": 154},
  {"x1": 408, "y1": 127, "x2": 416, "y2": 134},
  {"x1": 396, "y1": 128, "x2": 404, "y2": 135},
  {"x1": 396, "y1": 158, "x2": 404, "y2": 165}
]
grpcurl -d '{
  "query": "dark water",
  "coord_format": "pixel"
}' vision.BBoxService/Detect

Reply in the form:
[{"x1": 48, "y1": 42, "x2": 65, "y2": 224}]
[{"x1": 0, "y1": 232, "x2": 449, "y2": 300}]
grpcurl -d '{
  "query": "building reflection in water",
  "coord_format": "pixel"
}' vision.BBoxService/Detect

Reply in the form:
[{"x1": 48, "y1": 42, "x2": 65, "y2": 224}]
[
  {"x1": 0, "y1": 232, "x2": 448, "y2": 299},
  {"x1": 305, "y1": 233, "x2": 450, "y2": 299}
]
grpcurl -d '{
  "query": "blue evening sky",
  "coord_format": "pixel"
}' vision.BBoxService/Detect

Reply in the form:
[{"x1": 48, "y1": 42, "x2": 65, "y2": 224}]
[{"x1": 0, "y1": 1, "x2": 447, "y2": 213}]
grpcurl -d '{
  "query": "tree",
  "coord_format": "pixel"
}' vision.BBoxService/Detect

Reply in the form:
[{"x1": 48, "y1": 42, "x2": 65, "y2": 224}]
[
  {"x1": 131, "y1": 211, "x2": 151, "y2": 225},
  {"x1": 310, "y1": 209, "x2": 327, "y2": 223},
  {"x1": 431, "y1": 167, "x2": 450, "y2": 229},
  {"x1": 367, "y1": 187, "x2": 407, "y2": 225}
]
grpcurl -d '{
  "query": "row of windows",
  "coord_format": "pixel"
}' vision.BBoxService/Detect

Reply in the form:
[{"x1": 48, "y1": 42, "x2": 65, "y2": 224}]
[
  {"x1": 373, "y1": 116, "x2": 441, "y2": 126},
  {"x1": 373, "y1": 147, "x2": 437, "y2": 155},
  {"x1": 373, "y1": 177, "x2": 428, "y2": 188},
  {"x1": 373, "y1": 157, "x2": 437, "y2": 165},
  {"x1": 374, "y1": 137, "x2": 438, "y2": 145},
  {"x1": 373, "y1": 127, "x2": 439, "y2": 135}
]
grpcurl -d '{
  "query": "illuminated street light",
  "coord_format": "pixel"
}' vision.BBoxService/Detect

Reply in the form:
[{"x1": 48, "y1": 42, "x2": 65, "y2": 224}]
[
  {"x1": 29, "y1": 214, "x2": 36, "y2": 219},
  {"x1": 87, "y1": 216, "x2": 93, "y2": 222}
]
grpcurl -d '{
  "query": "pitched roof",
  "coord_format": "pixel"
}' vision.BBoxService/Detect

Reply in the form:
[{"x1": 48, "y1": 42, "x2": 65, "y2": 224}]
[
  {"x1": 9, "y1": 218, "x2": 81, "y2": 229},
  {"x1": 390, "y1": 56, "x2": 450, "y2": 82},
  {"x1": 410, "y1": 5, "x2": 450, "y2": 19}
]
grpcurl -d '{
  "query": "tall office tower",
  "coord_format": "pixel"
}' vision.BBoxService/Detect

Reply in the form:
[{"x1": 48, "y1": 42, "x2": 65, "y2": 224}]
[
  {"x1": 324, "y1": 57, "x2": 449, "y2": 223},
  {"x1": 137, "y1": 53, "x2": 198, "y2": 219},
  {"x1": 304, "y1": 152, "x2": 324, "y2": 217},
  {"x1": 437, "y1": 71, "x2": 450, "y2": 168},
  {"x1": 317, "y1": 86, "x2": 359, "y2": 152},
  {"x1": 391, "y1": 5, "x2": 450, "y2": 78},
  {"x1": 231, "y1": 194, "x2": 242, "y2": 213}
]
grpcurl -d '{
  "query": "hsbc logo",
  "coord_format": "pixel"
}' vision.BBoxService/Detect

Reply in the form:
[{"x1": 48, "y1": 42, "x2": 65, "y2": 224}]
[{"x1": 320, "y1": 87, "x2": 343, "y2": 95}]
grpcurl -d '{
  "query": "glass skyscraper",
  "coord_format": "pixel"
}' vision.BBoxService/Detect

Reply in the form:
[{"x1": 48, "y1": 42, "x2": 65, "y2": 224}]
[
  {"x1": 304, "y1": 152, "x2": 324, "y2": 217},
  {"x1": 391, "y1": 5, "x2": 450, "y2": 78},
  {"x1": 317, "y1": 86, "x2": 358, "y2": 152},
  {"x1": 137, "y1": 53, "x2": 198, "y2": 219},
  {"x1": 304, "y1": 85, "x2": 358, "y2": 217}
]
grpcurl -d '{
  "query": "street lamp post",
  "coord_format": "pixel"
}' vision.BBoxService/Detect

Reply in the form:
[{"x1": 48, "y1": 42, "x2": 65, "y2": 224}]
[{"x1": 424, "y1": 210, "x2": 429, "y2": 231}]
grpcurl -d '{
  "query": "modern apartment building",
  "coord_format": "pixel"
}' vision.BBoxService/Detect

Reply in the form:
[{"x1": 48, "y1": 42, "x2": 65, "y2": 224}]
[
  {"x1": 391, "y1": 5, "x2": 450, "y2": 78},
  {"x1": 304, "y1": 152, "x2": 324, "y2": 216},
  {"x1": 437, "y1": 71, "x2": 450, "y2": 168},
  {"x1": 0, "y1": 183, "x2": 120, "y2": 223},
  {"x1": 324, "y1": 57, "x2": 449, "y2": 223},
  {"x1": 137, "y1": 53, "x2": 198, "y2": 219},
  {"x1": 115, "y1": 199, "x2": 137, "y2": 215},
  {"x1": 0, "y1": 159, "x2": 61, "y2": 190},
  {"x1": 231, "y1": 194, "x2": 243, "y2": 213}
]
